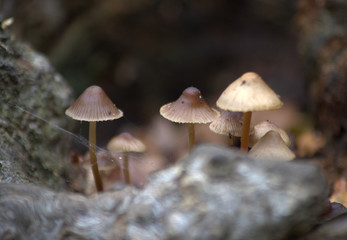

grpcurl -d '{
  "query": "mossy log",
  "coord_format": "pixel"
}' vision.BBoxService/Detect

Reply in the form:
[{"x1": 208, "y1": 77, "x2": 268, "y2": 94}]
[
  {"x1": 0, "y1": 22, "x2": 74, "y2": 189},
  {"x1": 0, "y1": 145, "x2": 329, "y2": 240}
]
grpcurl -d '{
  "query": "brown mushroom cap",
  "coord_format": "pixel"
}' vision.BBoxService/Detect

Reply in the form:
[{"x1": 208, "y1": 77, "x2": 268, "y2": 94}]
[
  {"x1": 107, "y1": 132, "x2": 146, "y2": 153},
  {"x1": 249, "y1": 120, "x2": 291, "y2": 147},
  {"x1": 160, "y1": 86, "x2": 218, "y2": 123},
  {"x1": 209, "y1": 110, "x2": 244, "y2": 136},
  {"x1": 216, "y1": 72, "x2": 283, "y2": 112},
  {"x1": 249, "y1": 130, "x2": 295, "y2": 161},
  {"x1": 66, "y1": 85, "x2": 123, "y2": 121}
]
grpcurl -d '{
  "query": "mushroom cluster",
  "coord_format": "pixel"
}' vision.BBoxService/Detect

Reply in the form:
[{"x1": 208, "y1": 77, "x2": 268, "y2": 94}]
[
  {"x1": 214, "y1": 72, "x2": 295, "y2": 160},
  {"x1": 66, "y1": 74, "x2": 295, "y2": 192},
  {"x1": 216, "y1": 72, "x2": 283, "y2": 151}
]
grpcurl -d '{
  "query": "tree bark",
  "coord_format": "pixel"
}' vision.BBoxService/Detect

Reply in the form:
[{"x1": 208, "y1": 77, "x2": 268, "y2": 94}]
[{"x1": 0, "y1": 22, "x2": 74, "y2": 190}]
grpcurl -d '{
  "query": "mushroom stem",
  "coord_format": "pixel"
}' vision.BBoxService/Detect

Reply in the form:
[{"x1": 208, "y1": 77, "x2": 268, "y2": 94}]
[
  {"x1": 89, "y1": 121, "x2": 103, "y2": 192},
  {"x1": 188, "y1": 123, "x2": 195, "y2": 151},
  {"x1": 241, "y1": 111, "x2": 252, "y2": 151},
  {"x1": 227, "y1": 133, "x2": 233, "y2": 146},
  {"x1": 123, "y1": 151, "x2": 131, "y2": 184}
]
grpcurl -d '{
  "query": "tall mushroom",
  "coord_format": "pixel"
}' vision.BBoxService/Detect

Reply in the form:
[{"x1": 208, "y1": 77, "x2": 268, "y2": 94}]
[
  {"x1": 65, "y1": 85, "x2": 123, "y2": 192},
  {"x1": 209, "y1": 110, "x2": 243, "y2": 146},
  {"x1": 216, "y1": 72, "x2": 283, "y2": 151},
  {"x1": 160, "y1": 86, "x2": 218, "y2": 151},
  {"x1": 107, "y1": 132, "x2": 146, "y2": 185}
]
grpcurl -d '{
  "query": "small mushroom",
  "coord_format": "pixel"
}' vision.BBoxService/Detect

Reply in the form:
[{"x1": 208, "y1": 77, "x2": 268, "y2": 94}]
[
  {"x1": 66, "y1": 85, "x2": 123, "y2": 192},
  {"x1": 107, "y1": 132, "x2": 146, "y2": 185},
  {"x1": 83, "y1": 150, "x2": 120, "y2": 194},
  {"x1": 249, "y1": 130, "x2": 295, "y2": 161},
  {"x1": 249, "y1": 120, "x2": 290, "y2": 147},
  {"x1": 160, "y1": 87, "x2": 218, "y2": 151},
  {"x1": 216, "y1": 72, "x2": 283, "y2": 151},
  {"x1": 209, "y1": 110, "x2": 243, "y2": 146}
]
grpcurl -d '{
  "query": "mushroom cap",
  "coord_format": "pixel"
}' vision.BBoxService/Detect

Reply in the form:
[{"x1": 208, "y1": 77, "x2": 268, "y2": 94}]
[
  {"x1": 107, "y1": 132, "x2": 146, "y2": 153},
  {"x1": 216, "y1": 72, "x2": 283, "y2": 112},
  {"x1": 160, "y1": 86, "x2": 218, "y2": 124},
  {"x1": 209, "y1": 110, "x2": 243, "y2": 136},
  {"x1": 66, "y1": 85, "x2": 123, "y2": 121},
  {"x1": 249, "y1": 130, "x2": 295, "y2": 161},
  {"x1": 249, "y1": 120, "x2": 291, "y2": 147}
]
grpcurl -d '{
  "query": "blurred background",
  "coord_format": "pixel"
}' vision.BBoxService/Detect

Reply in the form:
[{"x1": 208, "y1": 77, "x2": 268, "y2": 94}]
[{"x1": 0, "y1": 0, "x2": 304, "y2": 132}]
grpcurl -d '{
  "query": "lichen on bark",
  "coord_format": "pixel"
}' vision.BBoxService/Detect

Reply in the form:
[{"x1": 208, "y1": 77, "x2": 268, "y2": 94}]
[{"x1": 0, "y1": 21, "x2": 74, "y2": 189}]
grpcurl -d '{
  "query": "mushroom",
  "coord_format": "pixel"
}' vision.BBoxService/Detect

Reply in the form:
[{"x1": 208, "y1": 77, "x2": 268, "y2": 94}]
[
  {"x1": 160, "y1": 86, "x2": 218, "y2": 151},
  {"x1": 216, "y1": 72, "x2": 283, "y2": 151},
  {"x1": 209, "y1": 110, "x2": 243, "y2": 146},
  {"x1": 65, "y1": 85, "x2": 123, "y2": 192},
  {"x1": 107, "y1": 132, "x2": 146, "y2": 185},
  {"x1": 249, "y1": 130, "x2": 295, "y2": 161},
  {"x1": 249, "y1": 120, "x2": 290, "y2": 147}
]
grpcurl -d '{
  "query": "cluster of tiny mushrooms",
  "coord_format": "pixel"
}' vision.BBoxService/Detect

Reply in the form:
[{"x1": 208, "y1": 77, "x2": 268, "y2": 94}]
[{"x1": 65, "y1": 72, "x2": 295, "y2": 192}]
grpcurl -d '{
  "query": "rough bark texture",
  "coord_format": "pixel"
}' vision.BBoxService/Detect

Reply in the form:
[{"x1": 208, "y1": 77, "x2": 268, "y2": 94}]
[
  {"x1": 0, "y1": 145, "x2": 329, "y2": 240},
  {"x1": 296, "y1": 0, "x2": 347, "y2": 180},
  {"x1": 0, "y1": 23, "x2": 74, "y2": 189}
]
